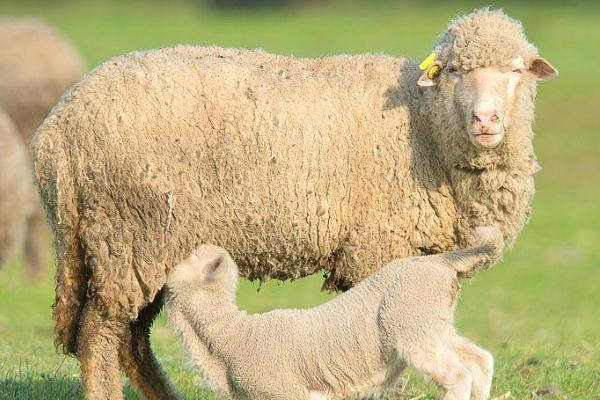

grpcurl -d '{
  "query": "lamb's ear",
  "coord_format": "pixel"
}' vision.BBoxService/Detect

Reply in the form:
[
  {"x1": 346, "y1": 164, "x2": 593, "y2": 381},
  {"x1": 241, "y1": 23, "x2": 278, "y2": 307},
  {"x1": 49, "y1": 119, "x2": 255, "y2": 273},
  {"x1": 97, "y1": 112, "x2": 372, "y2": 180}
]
[
  {"x1": 528, "y1": 57, "x2": 558, "y2": 81},
  {"x1": 204, "y1": 253, "x2": 227, "y2": 282},
  {"x1": 417, "y1": 63, "x2": 442, "y2": 87}
]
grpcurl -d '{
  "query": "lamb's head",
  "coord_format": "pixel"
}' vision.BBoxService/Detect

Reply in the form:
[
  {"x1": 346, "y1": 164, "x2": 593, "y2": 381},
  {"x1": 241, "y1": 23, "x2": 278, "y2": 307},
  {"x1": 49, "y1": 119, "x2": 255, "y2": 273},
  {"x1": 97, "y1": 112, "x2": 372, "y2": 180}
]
[
  {"x1": 167, "y1": 244, "x2": 239, "y2": 300},
  {"x1": 418, "y1": 9, "x2": 557, "y2": 168}
]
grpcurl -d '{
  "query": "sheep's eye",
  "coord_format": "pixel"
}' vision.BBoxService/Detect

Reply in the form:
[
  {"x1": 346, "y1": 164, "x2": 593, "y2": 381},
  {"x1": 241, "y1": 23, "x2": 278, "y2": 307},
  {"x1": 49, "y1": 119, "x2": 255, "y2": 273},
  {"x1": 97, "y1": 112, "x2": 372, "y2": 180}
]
[
  {"x1": 447, "y1": 66, "x2": 459, "y2": 74},
  {"x1": 512, "y1": 68, "x2": 523, "y2": 74}
]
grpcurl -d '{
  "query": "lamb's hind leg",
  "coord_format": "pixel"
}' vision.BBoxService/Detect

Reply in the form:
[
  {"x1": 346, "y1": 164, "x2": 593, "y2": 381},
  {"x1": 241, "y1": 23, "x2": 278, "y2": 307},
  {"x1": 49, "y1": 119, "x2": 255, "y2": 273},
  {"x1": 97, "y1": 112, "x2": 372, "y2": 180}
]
[
  {"x1": 451, "y1": 334, "x2": 494, "y2": 400},
  {"x1": 407, "y1": 342, "x2": 472, "y2": 400},
  {"x1": 77, "y1": 300, "x2": 126, "y2": 400},
  {"x1": 119, "y1": 290, "x2": 181, "y2": 400}
]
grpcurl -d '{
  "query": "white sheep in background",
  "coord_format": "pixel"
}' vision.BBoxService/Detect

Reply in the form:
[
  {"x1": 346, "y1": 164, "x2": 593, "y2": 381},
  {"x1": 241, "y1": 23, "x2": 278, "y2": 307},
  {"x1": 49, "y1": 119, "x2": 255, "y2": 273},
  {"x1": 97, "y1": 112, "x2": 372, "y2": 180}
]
[
  {"x1": 166, "y1": 226, "x2": 504, "y2": 400},
  {"x1": 0, "y1": 18, "x2": 83, "y2": 278},
  {"x1": 0, "y1": 109, "x2": 34, "y2": 269}
]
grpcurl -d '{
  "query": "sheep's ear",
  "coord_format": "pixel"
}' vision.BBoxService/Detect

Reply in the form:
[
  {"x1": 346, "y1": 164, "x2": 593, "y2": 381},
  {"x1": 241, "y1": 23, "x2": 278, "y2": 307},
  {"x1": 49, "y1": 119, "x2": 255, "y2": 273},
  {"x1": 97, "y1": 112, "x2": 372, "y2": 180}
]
[
  {"x1": 417, "y1": 63, "x2": 441, "y2": 87},
  {"x1": 528, "y1": 57, "x2": 558, "y2": 81}
]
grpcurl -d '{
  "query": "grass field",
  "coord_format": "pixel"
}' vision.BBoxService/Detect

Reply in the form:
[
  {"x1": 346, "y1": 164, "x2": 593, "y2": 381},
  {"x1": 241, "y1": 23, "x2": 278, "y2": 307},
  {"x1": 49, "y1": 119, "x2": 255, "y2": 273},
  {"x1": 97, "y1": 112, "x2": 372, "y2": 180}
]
[{"x1": 0, "y1": 0, "x2": 599, "y2": 399}]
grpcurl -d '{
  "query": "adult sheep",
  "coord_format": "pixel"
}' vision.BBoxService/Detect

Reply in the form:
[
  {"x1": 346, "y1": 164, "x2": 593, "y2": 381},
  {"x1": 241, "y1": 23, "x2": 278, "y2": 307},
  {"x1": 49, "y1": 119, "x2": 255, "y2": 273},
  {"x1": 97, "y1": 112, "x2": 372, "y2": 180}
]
[
  {"x1": 33, "y1": 8, "x2": 557, "y2": 400},
  {"x1": 0, "y1": 109, "x2": 33, "y2": 270},
  {"x1": 0, "y1": 18, "x2": 84, "y2": 277}
]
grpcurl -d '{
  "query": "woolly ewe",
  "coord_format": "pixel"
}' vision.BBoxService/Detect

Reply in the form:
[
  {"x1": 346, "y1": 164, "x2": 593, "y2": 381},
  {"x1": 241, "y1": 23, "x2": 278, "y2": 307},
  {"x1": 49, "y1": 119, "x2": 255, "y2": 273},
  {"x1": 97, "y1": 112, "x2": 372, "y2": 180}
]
[{"x1": 32, "y1": 8, "x2": 556, "y2": 399}]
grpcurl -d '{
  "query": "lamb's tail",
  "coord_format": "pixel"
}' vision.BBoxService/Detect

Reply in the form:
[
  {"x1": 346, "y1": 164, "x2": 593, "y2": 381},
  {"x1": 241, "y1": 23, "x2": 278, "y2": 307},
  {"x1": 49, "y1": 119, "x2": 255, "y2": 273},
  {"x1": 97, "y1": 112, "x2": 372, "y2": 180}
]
[
  {"x1": 443, "y1": 226, "x2": 504, "y2": 279},
  {"x1": 32, "y1": 111, "x2": 87, "y2": 356}
]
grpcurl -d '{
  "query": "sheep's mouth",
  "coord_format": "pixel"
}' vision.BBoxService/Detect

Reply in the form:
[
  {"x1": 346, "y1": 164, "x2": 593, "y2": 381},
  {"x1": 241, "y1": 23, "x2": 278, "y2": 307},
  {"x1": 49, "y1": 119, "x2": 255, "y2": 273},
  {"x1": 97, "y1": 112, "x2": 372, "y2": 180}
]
[
  {"x1": 468, "y1": 131, "x2": 505, "y2": 149},
  {"x1": 475, "y1": 133, "x2": 499, "y2": 140}
]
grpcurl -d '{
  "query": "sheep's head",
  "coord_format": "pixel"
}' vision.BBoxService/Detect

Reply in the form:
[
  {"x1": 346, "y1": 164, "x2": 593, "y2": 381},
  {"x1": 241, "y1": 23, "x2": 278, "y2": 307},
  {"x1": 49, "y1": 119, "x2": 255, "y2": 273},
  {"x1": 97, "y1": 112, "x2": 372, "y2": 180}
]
[
  {"x1": 418, "y1": 9, "x2": 557, "y2": 164},
  {"x1": 167, "y1": 244, "x2": 239, "y2": 298}
]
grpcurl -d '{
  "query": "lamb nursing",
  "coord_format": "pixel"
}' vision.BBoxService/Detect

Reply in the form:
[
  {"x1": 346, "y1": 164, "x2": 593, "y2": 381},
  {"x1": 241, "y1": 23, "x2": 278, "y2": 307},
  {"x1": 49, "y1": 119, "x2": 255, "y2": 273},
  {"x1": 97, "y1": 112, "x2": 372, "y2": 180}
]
[{"x1": 166, "y1": 226, "x2": 504, "y2": 400}]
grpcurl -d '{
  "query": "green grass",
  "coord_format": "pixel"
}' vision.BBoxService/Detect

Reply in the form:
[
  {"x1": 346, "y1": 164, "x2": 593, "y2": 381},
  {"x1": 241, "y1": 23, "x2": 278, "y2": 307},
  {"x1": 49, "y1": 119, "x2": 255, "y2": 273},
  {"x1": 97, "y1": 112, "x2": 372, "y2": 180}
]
[{"x1": 0, "y1": 0, "x2": 599, "y2": 398}]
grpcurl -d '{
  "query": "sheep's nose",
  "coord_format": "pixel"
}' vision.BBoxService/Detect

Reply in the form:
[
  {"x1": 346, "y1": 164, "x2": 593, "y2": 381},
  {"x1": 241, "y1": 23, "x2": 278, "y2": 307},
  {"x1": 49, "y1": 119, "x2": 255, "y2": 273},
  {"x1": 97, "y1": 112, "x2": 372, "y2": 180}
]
[{"x1": 472, "y1": 110, "x2": 500, "y2": 128}]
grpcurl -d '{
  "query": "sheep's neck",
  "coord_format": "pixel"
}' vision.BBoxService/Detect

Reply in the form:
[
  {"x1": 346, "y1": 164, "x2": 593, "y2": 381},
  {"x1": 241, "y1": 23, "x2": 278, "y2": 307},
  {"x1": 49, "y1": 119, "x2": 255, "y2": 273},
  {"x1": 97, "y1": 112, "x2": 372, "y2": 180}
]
[
  {"x1": 451, "y1": 165, "x2": 535, "y2": 245},
  {"x1": 445, "y1": 124, "x2": 537, "y2": 247}
]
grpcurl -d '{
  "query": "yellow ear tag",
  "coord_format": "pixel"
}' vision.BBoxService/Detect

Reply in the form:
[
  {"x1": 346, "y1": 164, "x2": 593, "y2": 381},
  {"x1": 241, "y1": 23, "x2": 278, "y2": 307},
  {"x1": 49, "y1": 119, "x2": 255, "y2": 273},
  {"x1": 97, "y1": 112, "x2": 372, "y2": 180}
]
[
  {"x1": 427, "y1": 64, "x2": 441, "y2": 79},
  {"x1": 419, "y1": 52, "x2": 436, "y2": 71}
]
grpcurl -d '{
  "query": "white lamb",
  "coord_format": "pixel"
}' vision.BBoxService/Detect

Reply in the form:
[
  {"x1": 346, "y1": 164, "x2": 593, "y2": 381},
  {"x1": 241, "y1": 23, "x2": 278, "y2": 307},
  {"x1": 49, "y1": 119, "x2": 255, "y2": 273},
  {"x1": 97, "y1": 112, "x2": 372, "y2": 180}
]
[{"x1": 166, "y1": 226, "x2": 504, "y2": 400}]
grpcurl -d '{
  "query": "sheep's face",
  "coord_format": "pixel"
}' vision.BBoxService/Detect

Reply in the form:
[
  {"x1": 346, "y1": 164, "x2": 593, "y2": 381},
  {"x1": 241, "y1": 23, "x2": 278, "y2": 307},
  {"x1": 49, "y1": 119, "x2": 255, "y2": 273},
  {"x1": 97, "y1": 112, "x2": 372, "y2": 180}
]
[
  {"x1": 167, "y1": 244, "x2": 239, "y2": 297},
  {"x1": 418, "y1": 56, "x2": 557, "y2": 151},
  {"x1": 451, "y1": 57, "x2": 523, "y2": 150}
]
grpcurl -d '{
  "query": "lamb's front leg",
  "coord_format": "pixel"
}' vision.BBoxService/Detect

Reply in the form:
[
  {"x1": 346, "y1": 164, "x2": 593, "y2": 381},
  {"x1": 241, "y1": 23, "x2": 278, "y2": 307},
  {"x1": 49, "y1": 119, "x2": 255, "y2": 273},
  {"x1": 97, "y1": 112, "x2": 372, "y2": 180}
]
[
  {"x1": 451, "y1": 334, "x2": 494, "y2": 400},
  {"x1": 406, "y1": 342, "x2": 473, "y2": 400}
]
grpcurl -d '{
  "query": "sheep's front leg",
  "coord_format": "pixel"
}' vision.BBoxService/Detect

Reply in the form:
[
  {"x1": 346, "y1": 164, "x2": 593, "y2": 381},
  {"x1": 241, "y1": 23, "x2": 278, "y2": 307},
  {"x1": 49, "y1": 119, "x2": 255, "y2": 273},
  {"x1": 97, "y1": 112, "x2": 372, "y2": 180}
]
[
  {"x1": 119, "y1": 291, "x2": 181, "y2": 400},
  {"x1": 77, "y1": 300, "x2": 126, "y2": 400}
]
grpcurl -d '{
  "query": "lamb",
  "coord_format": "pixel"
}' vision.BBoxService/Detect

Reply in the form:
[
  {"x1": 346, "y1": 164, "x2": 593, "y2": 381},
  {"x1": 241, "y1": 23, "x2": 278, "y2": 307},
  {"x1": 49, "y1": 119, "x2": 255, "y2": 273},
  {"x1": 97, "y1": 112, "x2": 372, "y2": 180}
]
[
  {"x1": 0, "y1": 18, "x2": 84, "y2": 277},
  {"x1": 0, "y1": 109, "x2": 34, "y2": 269},
  {"x1": 32, "y1": 8, "x2": 557, "y2": 399},
  {"x1": 166, "y1": 226, "x2": 504, "y2": 400}
]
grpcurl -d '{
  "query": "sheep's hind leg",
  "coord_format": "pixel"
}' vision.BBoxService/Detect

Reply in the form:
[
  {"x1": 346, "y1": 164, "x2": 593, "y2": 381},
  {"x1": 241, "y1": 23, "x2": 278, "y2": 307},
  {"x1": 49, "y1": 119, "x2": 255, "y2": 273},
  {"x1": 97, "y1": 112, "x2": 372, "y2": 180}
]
[
  {"x1": 119, "y1": 290, "x2": 181, "y2": 400},
  {"x1": 451, "y1": 334, "x2": 494, "y2": 400},
  {"x1": 407, "y1": 342, "x2": 472, "y2": 400},
  {"x1": 77, "y1": 300, "x2": 126, "y2": 400}
]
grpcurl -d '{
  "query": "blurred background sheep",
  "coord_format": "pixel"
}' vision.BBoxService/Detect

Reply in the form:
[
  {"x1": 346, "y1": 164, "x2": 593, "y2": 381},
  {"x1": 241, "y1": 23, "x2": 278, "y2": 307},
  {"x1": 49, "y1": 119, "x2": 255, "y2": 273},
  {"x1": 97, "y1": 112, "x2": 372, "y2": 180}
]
[
  {"x1": 0, "y1": 18, "x2": 83, "y2": 278},
  {"x1": 0, "y1": 109, "x2": 33, "y2": 270},
  {"x1": 0, "y1": 1, "x2": 598, "y2": 399}
]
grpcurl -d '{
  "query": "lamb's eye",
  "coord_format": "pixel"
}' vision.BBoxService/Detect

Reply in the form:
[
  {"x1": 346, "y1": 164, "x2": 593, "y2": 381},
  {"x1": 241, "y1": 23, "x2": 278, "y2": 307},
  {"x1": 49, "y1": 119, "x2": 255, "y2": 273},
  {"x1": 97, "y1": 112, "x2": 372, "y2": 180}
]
[
  {"x1": 447, "y1": 66, "x2": 459, "y2": 74},
  {"x1": 512, "y1": 68, "x2": 522, "y2": 74}
]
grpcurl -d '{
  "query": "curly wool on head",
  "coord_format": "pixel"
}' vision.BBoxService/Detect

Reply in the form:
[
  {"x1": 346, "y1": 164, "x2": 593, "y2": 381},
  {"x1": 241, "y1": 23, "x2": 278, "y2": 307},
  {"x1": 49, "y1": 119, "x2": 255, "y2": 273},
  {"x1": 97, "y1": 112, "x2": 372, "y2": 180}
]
[{"x1": 434, "y1": 8, "x2": 536, "y2": 71}]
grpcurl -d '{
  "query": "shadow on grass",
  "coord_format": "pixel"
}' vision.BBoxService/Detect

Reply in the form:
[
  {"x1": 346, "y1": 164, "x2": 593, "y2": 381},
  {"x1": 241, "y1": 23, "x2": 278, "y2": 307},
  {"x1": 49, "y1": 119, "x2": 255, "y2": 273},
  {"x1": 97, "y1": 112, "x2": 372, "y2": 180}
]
[
  {"x1": 0, "y1": 368, "x2": 140, "y2": 400},
  {"x1": 0, "y1": 374, "x2": 81, "y2": 400}
]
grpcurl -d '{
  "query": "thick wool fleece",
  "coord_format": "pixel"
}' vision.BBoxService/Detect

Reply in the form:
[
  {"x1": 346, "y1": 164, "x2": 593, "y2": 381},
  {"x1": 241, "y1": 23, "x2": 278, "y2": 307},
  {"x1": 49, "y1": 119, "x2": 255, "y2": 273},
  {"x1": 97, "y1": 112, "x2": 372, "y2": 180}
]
[
  {"x1": 0, "y1": 109, "x2": 34, "y2": 267},
  {"x1": 166, "y1": 227, "x2": 503, "y2": 400},
  {"x1": 33, "y1": 9, "x2": 542, "y2": 360},
  {"x1": 0, "y1": 18, "x2": 84, "y2": 143}
]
